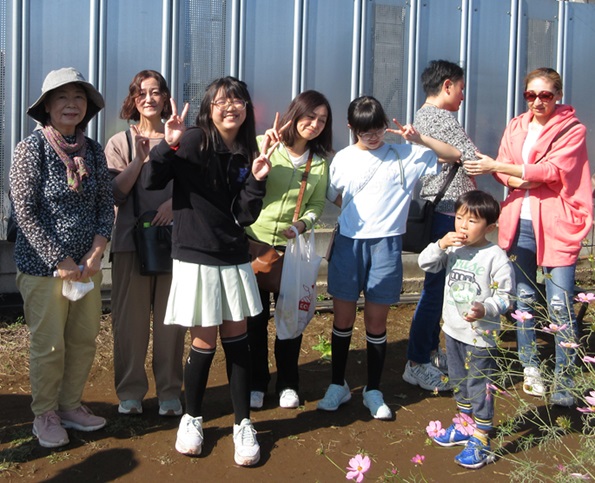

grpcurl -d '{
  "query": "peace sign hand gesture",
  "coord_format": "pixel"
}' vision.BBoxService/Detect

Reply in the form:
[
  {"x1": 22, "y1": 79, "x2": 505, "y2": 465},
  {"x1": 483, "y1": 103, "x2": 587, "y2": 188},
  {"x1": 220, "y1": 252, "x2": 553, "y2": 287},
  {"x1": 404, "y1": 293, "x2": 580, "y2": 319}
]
[
  {"x1": 164, "y1": 98, "x2": 190, "y2": 147},
  {"x1": 263, "y1": 112, "x2": 292, "y2": 145},
  {"x1": 386, "y1": 118, "x2": 422, "y2": 144},
  {"x1": 252, "y1": 132, "x2": 280, "y2": 181}
]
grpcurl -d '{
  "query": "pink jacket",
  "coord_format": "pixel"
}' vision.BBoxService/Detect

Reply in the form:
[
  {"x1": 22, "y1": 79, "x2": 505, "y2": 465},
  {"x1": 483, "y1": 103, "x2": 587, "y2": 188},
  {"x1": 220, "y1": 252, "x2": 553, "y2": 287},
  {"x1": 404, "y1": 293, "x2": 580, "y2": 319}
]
[{"x1": 494, "y1": 105, "x2": 592, "y2": 267}]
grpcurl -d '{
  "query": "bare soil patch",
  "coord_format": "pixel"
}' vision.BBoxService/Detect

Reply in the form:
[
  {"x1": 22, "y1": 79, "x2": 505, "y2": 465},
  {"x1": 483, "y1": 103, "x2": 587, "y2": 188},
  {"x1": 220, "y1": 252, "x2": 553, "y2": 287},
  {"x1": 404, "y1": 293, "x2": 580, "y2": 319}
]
[{"x1": 0, "y1": 303, "x2": 590, "y2": 482}]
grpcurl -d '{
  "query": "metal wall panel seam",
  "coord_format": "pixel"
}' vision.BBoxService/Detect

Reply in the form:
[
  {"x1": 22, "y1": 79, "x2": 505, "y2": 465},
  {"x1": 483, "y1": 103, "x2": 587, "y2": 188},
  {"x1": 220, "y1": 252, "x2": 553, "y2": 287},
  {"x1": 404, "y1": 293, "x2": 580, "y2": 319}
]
[
  {"x1": 459, "y1": 0, "x2": 469, "y2": 127},
  {"x1": 96, "y1": 0, "x2": 107, "y2": 143},
  {"x1": 557, "y1": 0, "x2": 566, "y2": 96},
  {"x1": 294, "y1": 0, "x2": 303, "y2": 96},
  {"x1": 509, "y1": 0, "x2": 519, "y2": 123},
  {"x1": 161, "y1": 0, "x2": 172, "y2": 93},
  {"x1": 232, "y1": 0, "x2": 241, "y2": 78},
  {"x1": 11, "y1": 0, "x2": 24, "y2": 148},
  {"x1": 352, "y1": 0, "x2": 361, "y2": 102},
  {"x1": 88, "y1": 0, "x2": 100, "y2": 140},
  {"x1": 407, "y1": 0, "x2": 418, "y2": 125}
]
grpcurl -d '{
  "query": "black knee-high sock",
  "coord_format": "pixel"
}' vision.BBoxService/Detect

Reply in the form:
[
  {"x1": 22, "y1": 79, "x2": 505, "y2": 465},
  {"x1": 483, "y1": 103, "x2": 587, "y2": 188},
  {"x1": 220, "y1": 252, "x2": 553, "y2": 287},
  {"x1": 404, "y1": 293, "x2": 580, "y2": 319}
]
[
  {"x1": 184, "y1": 345, "x2": 215, "y2": 417},
  {"x1": 366, "y1": 331, "x2": 387, "y2": 391},
  {"x1": 331, "y1": 326, "x2": 353, "y2": 386},
  {"x1": 222, "y1": 333, "x2": 251, "y2": 425}
]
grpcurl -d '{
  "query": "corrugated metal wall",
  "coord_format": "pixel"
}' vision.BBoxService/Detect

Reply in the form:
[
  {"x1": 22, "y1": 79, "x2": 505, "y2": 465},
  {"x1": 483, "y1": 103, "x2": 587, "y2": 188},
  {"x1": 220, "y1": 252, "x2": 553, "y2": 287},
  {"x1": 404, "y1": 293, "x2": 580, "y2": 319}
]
[{"x1": 1, "y1": 0, "x2": 594, "y2": 292}]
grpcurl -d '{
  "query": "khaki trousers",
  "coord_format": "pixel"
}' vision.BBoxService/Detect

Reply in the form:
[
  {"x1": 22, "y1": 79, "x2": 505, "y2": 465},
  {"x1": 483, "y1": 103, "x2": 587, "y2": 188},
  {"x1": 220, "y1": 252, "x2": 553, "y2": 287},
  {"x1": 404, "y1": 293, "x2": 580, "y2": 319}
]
[
  {"x1": 111, "y1": 252, "x2": 185, "y2": 402},
  {"x1": 16, "y1": 270, "x2": 103, "y2": 416}
]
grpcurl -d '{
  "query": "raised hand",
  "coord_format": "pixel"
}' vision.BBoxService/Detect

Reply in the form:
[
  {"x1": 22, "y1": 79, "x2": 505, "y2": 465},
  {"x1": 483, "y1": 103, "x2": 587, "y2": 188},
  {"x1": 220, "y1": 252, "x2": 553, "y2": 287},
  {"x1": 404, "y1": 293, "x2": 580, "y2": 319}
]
[
  {"x1": 252, "y1": 133, "x2": 279, "y2": 180},
  {"x1": 386, "y1": 118, "x2": 422, "y2": 144},
  {"x1": 164, "y1": 98, "x2": 189, "y2": 147},
  {"x1": 263, "y1": 112, "x2": 292, "y2": 146},
  {"x1": 130, "y1": 124, "x2": 151, "y2": 162}
]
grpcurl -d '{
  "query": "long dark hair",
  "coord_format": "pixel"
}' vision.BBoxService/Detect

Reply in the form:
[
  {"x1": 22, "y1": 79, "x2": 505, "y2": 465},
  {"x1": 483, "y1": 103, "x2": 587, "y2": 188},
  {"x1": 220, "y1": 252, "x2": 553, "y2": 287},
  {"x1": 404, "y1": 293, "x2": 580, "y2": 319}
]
[
  {"x1": 120, "y1": 70, "x2": 172, "y2": 121},
  {"x1": 279, "y1": 90, "x2": 333, "y2": 159},
  {"x1": 196, "y1": 76, "x2": 258, "y2": 159}
]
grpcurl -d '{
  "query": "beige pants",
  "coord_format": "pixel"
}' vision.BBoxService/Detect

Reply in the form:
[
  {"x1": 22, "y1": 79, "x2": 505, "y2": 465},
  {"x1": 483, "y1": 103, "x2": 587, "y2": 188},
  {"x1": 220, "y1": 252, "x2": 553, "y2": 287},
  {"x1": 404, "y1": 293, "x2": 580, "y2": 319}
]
[
  {"x1": 111, "y1": 251, "x2": 185, "y2": 402},
  {"x1": 16, "y1": 270, "x2": 103, "y2": 416}
]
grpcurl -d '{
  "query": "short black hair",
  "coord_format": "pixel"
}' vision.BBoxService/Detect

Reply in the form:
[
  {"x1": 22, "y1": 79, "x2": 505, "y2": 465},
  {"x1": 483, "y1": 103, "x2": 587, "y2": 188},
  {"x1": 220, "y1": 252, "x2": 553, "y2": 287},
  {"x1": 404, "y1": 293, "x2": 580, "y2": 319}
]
[
  {"x1": 347, "y1": 95, "x2": 388, "y2": 133},
  {"x1": 454, "y1": 190, "x2": 500, "y2": 225},
  {"x1": 421, "y1": 60, "x2": 465, "y2": 97}
]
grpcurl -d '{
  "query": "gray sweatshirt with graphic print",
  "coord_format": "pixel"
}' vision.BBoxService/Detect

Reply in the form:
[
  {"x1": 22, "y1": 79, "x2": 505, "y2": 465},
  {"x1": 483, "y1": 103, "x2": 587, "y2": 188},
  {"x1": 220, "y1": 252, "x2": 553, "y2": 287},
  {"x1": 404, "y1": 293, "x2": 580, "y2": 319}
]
[{"x1": 418, "y1": 241, "x2": 515, "y2": 348}]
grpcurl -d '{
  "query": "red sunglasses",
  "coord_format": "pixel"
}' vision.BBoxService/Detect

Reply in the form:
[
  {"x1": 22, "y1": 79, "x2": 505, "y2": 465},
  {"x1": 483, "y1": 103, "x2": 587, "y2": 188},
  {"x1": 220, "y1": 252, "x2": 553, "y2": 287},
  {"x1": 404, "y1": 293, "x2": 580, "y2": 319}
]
[{"x1": 523, "y1": 90, "x2": 555, "y2": 102}]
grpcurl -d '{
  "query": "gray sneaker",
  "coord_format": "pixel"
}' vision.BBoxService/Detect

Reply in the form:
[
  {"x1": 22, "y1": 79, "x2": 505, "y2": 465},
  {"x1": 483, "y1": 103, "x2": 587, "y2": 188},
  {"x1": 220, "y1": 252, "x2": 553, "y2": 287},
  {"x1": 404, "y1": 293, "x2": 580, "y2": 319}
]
[
  {"x1": 317, "y1": 382, "x2": 351, "y2": 411},
  {"x1": 402, "y1": 361, "x2": 453, "y2": 391},
  {"x1": 430, "y1": 347, "x2": 449, "y2": 374},
  {"x1": 33, "y1": 410, "x2": 69, "y2": 448}
]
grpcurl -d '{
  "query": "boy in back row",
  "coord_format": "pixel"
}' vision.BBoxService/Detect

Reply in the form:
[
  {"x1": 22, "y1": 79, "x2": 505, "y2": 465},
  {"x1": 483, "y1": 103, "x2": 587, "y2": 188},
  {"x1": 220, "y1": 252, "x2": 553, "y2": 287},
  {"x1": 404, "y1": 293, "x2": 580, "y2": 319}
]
[{"x1": 418, "y1": 190, "x2": 515, "y2": 469}]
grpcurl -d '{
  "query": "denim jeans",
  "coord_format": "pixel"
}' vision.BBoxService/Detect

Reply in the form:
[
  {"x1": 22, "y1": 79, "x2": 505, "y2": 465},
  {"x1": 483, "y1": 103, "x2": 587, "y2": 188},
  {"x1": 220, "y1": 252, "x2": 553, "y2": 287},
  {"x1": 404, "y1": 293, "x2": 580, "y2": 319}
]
[
  {"x1": 509, "y1": 219, "x2": 578, "y2": 381},
  {"x1": 445, "y1": 334, "x2": 497, "y2": 431},
  {"x1": 407, "y1": 212, "x2": 455, "y2": 363}
]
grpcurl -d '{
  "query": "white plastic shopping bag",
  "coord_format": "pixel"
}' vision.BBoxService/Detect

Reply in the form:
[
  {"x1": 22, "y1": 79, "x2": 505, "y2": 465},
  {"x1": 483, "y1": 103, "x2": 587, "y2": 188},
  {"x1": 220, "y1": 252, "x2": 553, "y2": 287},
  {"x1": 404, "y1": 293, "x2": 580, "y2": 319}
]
[{"x1": 275, "y1": 227, "x2": 323, "y2": 340}]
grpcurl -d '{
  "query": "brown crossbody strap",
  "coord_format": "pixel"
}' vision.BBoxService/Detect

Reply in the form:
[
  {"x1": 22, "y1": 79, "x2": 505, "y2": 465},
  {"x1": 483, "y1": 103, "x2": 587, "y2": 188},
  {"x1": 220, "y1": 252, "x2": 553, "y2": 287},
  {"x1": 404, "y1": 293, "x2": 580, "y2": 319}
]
[{"x1": 292, "y1": 150, "x2": 314, "y2": 223}]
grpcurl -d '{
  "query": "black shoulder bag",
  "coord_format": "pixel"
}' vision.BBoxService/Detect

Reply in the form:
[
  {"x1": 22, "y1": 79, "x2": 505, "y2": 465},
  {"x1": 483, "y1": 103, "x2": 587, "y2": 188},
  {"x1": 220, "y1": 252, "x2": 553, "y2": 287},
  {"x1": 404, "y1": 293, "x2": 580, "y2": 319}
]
[
  {"x1": 402, "y1": 163, "x2": 460, "y2": 253},
  {"x1": 128, "y1": 130, "x2": 173, "y2": 275}
]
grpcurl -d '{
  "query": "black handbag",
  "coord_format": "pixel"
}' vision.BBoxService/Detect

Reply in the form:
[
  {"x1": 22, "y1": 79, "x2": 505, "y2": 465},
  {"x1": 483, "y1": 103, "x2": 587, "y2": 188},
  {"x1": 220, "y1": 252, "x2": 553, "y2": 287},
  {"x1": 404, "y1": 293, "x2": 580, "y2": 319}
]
[
  {"x1": 402, "y1": 164, "x2": 460, "y2": 253},
  {"x1": 134, "y1": 210, "x2": 173, "y2": 276},
  {"x1": 126, "y1": 129, "x2": 173, "y2": 276}
]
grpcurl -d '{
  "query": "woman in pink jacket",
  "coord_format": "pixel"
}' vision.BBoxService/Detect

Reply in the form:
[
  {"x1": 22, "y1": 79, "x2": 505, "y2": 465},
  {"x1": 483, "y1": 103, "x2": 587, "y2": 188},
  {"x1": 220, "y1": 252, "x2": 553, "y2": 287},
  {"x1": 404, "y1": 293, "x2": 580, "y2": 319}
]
[{"x1": 464, "y1": 67, "x2": 592, "y2": 407}]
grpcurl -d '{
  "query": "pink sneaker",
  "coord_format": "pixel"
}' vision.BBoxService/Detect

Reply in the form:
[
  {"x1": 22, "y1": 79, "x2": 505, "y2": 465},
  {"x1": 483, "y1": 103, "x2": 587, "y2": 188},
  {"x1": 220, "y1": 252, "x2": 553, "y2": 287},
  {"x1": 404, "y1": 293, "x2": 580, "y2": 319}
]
[
  {"x1": 33, "y1": 410, "x2": 69, "y2": 448},
  {"x1": 57, "y1": 405, "x2": 106, "y2": 432}
]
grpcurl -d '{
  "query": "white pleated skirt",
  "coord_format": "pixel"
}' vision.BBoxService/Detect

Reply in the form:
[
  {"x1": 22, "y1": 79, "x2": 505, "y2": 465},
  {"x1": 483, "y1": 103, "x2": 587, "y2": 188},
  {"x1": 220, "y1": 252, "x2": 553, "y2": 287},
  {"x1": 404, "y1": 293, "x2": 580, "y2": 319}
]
[{"x1": 163, "y1": 259, "x2": 263, "y2": 327}]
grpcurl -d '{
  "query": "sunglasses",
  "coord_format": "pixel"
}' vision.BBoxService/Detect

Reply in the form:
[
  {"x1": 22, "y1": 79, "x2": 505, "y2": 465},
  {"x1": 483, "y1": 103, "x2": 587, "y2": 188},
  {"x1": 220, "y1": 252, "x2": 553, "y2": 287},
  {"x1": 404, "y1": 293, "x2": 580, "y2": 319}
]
[{"x1": 523, "y1": 90, "x2": 555, "y2": 102}]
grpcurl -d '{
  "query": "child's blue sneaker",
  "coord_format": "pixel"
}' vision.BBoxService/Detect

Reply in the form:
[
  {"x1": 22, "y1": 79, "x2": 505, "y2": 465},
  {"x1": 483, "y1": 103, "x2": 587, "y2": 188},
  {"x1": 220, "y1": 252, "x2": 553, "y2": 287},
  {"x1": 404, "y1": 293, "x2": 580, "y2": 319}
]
[
  {"x1": 454, "y1": 436, "x2": 495, "y2": 469},
  {"x1": 433, "y1": 423, "x2": 470, "y2": 447}
]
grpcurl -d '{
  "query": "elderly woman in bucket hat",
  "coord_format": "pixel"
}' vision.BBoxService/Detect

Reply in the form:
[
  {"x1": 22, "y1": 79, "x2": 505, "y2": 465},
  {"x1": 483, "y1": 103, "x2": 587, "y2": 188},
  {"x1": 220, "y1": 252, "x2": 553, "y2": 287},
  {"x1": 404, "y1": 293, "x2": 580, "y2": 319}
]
[{"x1": 9, "y1": 67, "x2": 114, "y2": 448}]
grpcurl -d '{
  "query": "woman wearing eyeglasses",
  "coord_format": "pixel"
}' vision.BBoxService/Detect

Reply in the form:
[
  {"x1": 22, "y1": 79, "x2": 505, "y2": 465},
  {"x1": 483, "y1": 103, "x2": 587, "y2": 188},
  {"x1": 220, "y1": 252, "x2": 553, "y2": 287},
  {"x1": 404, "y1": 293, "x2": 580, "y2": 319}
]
[
  {"x1": 145, "y1": 76, "x2": 277, "y2": 465},
  {"x1": 464, "y1": 67, "x2": 592, "y2": 407},
  {"x1": 105, "y1": 70, "x2": 186, "y2": 418}
]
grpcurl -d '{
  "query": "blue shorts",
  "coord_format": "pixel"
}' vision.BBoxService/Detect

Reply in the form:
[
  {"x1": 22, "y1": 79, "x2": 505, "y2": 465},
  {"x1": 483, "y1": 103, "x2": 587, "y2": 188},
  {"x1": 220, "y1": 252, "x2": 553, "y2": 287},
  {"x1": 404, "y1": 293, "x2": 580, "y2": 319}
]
[{"x1": 327, "y1": 233, "x2": 403, "y2": 305}]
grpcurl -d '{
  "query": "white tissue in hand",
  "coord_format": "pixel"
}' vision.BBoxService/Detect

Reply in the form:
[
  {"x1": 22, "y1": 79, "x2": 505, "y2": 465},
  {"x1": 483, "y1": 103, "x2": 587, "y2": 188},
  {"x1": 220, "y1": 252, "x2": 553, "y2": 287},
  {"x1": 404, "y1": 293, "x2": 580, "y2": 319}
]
[{"x1": 62, "y1": 280, "x2": 95, "y2": 301}]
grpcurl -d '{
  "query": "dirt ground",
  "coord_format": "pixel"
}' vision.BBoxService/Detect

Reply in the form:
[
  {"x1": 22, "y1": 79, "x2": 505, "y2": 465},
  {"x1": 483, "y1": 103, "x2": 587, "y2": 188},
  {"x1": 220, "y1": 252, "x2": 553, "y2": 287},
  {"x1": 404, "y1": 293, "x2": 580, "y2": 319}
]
[{"x1": 0, "y1": 302, "x2": 590, "y2": 482}]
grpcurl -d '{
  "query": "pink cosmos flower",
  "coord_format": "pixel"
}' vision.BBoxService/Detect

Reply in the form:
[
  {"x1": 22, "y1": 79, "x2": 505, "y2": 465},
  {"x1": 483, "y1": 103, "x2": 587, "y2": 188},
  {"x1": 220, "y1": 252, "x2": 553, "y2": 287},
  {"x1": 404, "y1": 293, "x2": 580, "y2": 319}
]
[
  {"x1": 542, "y1": 323, "x2": 568, "y2": 334},
  {"x1": 410, "y1": 454, "x2": 425, "y2": 466},
  {"x1": 583, "y1": 356, "x2": 595, "y2": 364},
  {"x1": 425, "y1": 420, "x2": 446, "y2": 438},
  {"x1": 577, "y1": 391, "x2": 595, "y2": 414},
  {"x1": 559, "y1": 341, "x2": 580, "y2": 349},
  {"x1": 452, "y1": 413, "x2": 476, "y2": 436},
  {"x1": 346, "y1": 454, "x2": 371, "y2": 483},
  {"x1": 575, "y1": 292, "x2": 595, "y2": 303},
  {"x1": 486, "y1": 383, "x2": 510, "y2": 402},
  {"x1": 510, "y1": 310, "x2": 533, "y2": 323}
]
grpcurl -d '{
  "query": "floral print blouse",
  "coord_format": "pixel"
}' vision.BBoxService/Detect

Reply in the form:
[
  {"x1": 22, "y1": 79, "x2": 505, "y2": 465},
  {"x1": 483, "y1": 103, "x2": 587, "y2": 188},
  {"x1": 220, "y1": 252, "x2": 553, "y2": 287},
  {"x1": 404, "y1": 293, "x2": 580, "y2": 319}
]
[{"x1": 9, "y1": 130, "x2": 114, "y2": 276}]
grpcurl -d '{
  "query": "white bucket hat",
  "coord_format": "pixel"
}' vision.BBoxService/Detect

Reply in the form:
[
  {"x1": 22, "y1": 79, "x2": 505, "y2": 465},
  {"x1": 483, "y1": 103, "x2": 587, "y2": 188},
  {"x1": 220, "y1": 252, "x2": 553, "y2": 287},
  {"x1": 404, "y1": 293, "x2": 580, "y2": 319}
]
[{"x1": 27, "y1": 67, "x2": 105, "y2": 127}]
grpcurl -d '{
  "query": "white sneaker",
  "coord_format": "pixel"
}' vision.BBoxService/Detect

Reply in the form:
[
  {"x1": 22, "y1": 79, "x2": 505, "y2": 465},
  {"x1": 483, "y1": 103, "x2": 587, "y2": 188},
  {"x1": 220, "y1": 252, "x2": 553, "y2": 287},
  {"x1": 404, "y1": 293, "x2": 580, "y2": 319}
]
[
  {"x1": 233, "y1": 418, "x2": 260, "y2": 466},
  {"x1": 317, "y1": 382, "x2": 351, "y2": 411},
  {"x1": 175, "y1": 414, "x2": 203, "y2": 456},
  {"x1": 279, "y1": 389, "x2": 300, "y2": 409},
  {"x1": 362, "y1": 387, "x2": 392, "y2": 420},
  {"x1": 523, "y1": 367, "x2": 545, "y2": 397},
  {"x1": 250, "y1": 391, "x2": 265, "y2": 410},
  {"x1": 402, "y1": 361, "x2": 453, "y2": 391}
]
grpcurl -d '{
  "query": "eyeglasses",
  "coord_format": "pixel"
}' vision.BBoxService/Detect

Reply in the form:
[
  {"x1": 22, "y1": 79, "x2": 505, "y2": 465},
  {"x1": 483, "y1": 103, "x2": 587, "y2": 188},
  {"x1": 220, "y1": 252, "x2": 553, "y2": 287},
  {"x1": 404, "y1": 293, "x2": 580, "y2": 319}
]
[
  {"x1": 212, "y1": 99, "x2": 247, "y2": 111},
  {"x1": 358, "y1": 129, "x2": 386, "y2": 141},
  {"x1": 523, "y1": 90, "x2": 555, "y2": 102}
]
